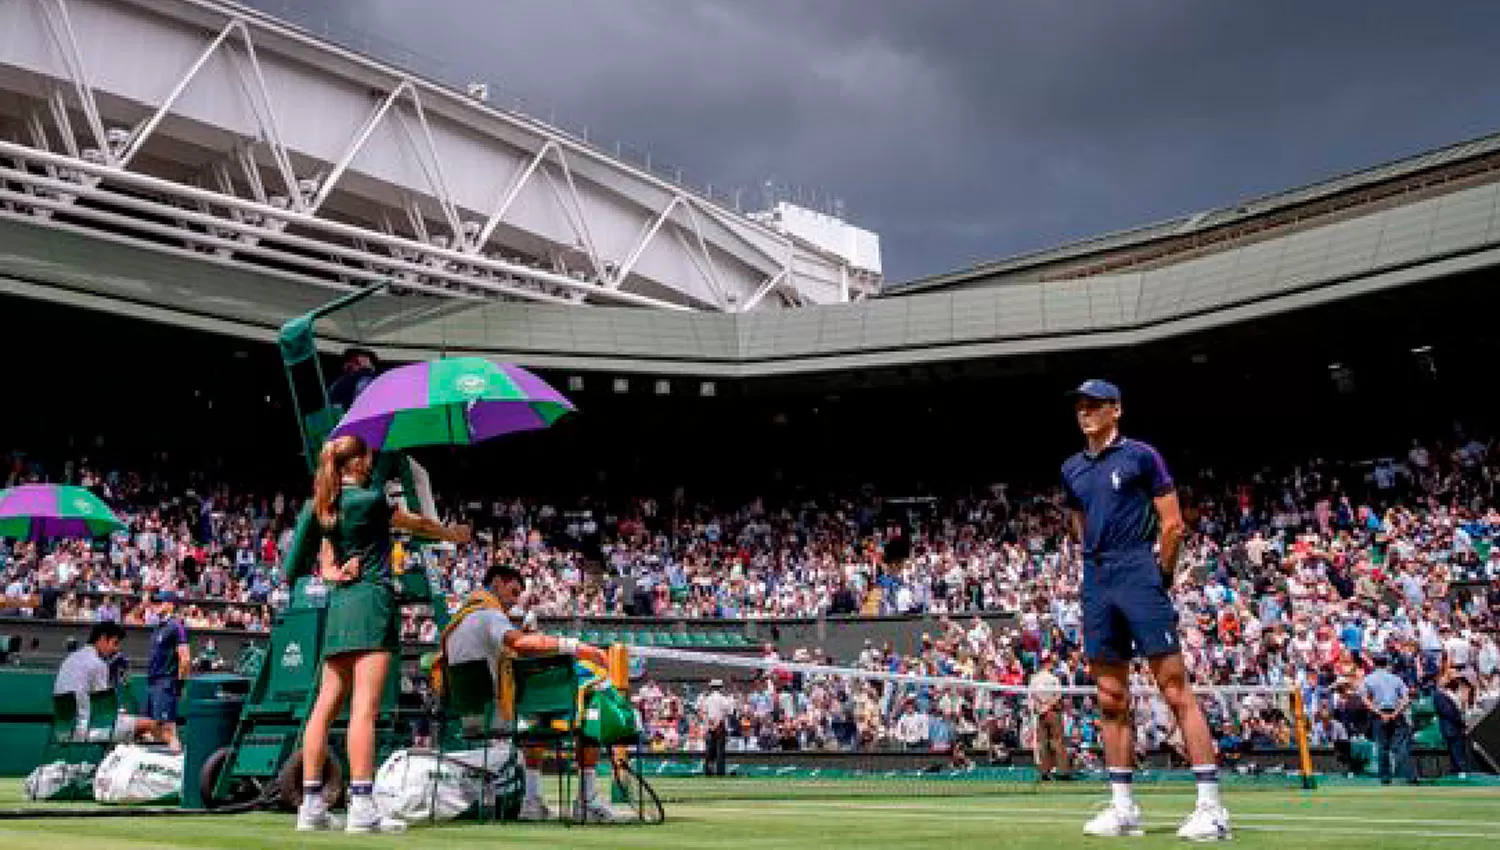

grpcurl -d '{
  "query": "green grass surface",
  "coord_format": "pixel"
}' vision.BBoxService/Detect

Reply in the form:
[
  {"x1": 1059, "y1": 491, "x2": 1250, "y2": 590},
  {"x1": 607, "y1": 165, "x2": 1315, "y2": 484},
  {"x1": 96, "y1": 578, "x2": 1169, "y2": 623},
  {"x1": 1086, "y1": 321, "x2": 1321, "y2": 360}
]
[{"x1": 1, "y1": 779, "x2": 1497, "y2": 848}]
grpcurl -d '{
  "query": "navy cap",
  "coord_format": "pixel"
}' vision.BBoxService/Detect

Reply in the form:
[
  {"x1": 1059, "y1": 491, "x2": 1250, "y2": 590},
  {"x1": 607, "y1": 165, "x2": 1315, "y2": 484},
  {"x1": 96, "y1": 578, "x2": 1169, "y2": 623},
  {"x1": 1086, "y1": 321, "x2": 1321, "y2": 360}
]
[{"x1": 1068, "y1": 379, "x2": 1121, "y2": 402}]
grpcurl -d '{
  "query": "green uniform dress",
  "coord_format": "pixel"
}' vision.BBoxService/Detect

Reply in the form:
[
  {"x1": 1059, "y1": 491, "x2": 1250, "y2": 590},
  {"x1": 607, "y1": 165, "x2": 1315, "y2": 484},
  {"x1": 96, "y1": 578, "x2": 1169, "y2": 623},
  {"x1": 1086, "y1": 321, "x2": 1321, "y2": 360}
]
[
  {"x1": 283, "y1": 452, "x2": 414, "y2": 584},
  {"x1": 320, "y1": 482, "x2": 400, "y2": 656}
]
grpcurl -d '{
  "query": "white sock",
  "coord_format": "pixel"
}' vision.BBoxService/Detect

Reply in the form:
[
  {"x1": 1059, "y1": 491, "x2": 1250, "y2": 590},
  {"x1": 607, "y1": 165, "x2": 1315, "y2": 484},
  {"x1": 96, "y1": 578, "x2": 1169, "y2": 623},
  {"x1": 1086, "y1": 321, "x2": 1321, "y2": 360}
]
[
  {"x1": 581, "y1": 768, "x2": 598, "y2": 803},
  {"x1": 1108, "y1": 769, "x2": 1134, "y2": 809},
  {"x1": 524, "y1": 767, "x2": 543, "y2": 804},
  {"x1": 348, "y1": 781, "x2": 376, "y2": 819},
  {"x1": 1193, "y1": 764, "x2": 1220, "y2": 807},
  {"x1": 301, "y1": 782, "x2": 324, "y2": 814}
]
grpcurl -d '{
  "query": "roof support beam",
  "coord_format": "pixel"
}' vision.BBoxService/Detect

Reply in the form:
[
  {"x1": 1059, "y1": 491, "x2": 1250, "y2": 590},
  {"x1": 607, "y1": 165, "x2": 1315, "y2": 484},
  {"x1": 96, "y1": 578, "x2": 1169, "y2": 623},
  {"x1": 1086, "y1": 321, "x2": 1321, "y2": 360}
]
[
  {"x1": 611, "y1": 195, "x2": 683, "y2": 290},
  {"x1": 0, "y1": 140, "x2": 692, "y2": 311}
]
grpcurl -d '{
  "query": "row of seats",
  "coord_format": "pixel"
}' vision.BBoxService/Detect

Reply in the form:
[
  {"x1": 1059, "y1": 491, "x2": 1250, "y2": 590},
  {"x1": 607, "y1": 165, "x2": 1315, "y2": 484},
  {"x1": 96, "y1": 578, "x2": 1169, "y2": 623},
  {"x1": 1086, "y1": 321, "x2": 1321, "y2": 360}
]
[{"x1": 544, "y1": 629, "x2": 753, "y2": 649}]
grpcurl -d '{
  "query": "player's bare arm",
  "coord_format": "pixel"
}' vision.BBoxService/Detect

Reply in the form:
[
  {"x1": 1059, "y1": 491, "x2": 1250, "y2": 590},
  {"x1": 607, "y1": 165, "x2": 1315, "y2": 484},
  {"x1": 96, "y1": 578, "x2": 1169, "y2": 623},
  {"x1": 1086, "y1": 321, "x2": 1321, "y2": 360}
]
[{"x1": 1153, "y1": 490, "x2": 1185, "y2": 586}]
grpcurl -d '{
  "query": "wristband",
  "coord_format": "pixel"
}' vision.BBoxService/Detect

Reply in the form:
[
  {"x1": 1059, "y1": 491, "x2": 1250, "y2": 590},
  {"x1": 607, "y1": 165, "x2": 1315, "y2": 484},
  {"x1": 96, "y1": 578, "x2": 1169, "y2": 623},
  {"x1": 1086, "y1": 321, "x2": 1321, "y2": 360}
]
[{"x1": 557, "y1": 637, "x2": 579, "y2": 656}]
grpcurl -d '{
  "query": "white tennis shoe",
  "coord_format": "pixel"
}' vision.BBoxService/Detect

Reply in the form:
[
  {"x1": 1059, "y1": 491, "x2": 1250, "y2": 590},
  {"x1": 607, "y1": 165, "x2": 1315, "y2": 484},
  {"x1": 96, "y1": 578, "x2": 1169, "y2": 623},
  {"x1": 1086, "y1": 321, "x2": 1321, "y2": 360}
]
[
  {"x1": 1083, "y1": 801, "x2": 1143, "y2": 837},
  {"x1": 294, "y1": 806, "x2": 341, "y2": 832},
  {"x1": 573, "y1": 798, "x2": 628, "y2": 823},
  {"x1": 1176, "y1": 803, "x2": 1232, "y2": 842},
  {"x1": 517, "y1": 798, "x2": 552, "y2": 821}
]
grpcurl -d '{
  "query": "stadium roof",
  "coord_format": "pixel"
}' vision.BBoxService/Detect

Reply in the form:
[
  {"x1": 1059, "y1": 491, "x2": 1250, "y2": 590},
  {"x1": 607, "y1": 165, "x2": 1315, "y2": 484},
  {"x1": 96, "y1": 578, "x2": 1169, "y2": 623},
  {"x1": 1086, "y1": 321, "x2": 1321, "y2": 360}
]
[
  {"x1": 5, "y1": 127, "x2": 1500, "y2": 378},
  {"x1": 888, "y1": 129, "x2": 1500, "y2": 295}
]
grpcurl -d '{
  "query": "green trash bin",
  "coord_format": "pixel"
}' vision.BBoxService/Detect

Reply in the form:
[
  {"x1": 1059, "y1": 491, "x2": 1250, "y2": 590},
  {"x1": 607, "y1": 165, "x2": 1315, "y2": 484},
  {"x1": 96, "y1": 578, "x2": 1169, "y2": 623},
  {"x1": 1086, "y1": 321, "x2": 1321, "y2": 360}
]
[{"x1": 180, "y1": 675, "x2": 250, "y2": 810}]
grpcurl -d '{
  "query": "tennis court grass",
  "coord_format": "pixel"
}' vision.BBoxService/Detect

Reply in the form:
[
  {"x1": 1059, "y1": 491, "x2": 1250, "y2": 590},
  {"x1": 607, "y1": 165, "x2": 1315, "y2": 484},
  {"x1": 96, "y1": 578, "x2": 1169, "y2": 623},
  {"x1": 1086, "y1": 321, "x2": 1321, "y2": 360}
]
[{"x1": 0, "y1": 779, "x2": 1496, "y2": 849}]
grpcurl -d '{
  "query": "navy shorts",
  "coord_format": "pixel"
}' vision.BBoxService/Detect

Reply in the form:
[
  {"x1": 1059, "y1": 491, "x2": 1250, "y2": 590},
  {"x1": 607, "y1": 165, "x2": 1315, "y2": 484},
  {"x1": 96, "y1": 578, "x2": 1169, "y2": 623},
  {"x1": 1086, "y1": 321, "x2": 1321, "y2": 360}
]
[
  {"x1": 1082, "y1": 567, "x2": 1180, "y2": 664},
  {"x1": 145, "y1": 679, "x2": 178, "y2": 723}
]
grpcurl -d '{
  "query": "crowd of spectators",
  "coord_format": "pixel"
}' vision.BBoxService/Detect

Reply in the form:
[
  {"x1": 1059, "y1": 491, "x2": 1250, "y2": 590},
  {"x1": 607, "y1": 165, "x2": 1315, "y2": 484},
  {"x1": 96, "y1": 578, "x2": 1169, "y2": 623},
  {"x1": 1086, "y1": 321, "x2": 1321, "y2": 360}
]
[
  {"x1": 4, "y1": 430, "x2": 1500, "y2": 767},
  {"x1": 618, "y1": 435, "x2": 1500, "y2": 764}
]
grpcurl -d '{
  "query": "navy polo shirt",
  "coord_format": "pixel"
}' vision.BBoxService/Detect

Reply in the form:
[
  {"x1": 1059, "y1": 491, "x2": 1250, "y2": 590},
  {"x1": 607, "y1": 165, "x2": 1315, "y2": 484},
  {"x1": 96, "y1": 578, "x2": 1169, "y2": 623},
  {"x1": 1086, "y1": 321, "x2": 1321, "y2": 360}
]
[
  {"x1": 147, "y1": 618, "x2": 188, "y2": 681},
  {"x1": 1060, "y1": 435, "x2": 1174, "y2": 576}
]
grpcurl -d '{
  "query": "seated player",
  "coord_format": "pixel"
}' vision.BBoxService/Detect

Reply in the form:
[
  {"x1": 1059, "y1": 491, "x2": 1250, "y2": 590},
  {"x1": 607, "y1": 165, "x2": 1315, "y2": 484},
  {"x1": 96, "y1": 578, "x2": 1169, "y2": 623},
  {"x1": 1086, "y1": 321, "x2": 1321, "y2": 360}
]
[
  {"x1": 438, "y1": 563, "x2": 624, "y2": 822},
  {"x1": 53, "y1": 622, "x2": 176, "y2": 749}
]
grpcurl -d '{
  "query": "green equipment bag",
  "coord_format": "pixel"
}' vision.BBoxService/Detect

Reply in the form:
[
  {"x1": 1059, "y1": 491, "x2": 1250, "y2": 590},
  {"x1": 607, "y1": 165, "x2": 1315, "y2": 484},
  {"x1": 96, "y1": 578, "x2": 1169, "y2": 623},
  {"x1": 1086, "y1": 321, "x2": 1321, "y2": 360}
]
[{"x1": 581, "y1": 686, "x2": 641, "y2": 746}]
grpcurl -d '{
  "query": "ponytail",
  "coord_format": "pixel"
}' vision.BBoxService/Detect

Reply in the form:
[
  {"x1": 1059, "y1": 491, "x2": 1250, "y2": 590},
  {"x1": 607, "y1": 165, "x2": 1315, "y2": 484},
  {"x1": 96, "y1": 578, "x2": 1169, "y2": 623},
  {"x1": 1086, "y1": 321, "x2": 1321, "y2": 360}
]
[{"x1": 313, "y1": 435, "x2": 367, "y2": 530}]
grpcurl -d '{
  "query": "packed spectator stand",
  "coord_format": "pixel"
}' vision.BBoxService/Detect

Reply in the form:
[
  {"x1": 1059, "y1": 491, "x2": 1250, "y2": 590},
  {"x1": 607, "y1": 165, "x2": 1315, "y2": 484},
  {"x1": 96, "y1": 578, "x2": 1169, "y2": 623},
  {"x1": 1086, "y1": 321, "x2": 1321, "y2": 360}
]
[{"x1": 2, "y1": 432, "x2": 1499, "y2": 769}]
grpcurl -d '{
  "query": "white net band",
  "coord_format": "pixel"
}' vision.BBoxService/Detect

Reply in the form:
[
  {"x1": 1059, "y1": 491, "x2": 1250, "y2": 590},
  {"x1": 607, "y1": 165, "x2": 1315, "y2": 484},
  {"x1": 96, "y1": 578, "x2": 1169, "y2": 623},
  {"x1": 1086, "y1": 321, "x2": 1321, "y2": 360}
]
[{"x1": 628, "y1": 645, "x2": 1294, "y2": 698}]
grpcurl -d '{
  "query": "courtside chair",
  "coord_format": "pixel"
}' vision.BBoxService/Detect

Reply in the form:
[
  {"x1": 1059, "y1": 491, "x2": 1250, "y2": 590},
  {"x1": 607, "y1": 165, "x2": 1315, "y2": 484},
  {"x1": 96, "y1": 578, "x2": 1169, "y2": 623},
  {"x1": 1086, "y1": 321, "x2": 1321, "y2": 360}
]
[{"x1": 432, "y1": 659, "x2": 510, "y2": 823}]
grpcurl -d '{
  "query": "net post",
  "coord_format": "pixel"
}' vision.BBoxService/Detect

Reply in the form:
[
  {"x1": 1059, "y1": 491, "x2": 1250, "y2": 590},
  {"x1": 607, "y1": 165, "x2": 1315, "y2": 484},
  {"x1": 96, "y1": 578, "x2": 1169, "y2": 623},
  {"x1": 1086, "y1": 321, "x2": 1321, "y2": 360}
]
[{"x1": 1290, "y1": 688, "x2": 1317, "y2": 790}]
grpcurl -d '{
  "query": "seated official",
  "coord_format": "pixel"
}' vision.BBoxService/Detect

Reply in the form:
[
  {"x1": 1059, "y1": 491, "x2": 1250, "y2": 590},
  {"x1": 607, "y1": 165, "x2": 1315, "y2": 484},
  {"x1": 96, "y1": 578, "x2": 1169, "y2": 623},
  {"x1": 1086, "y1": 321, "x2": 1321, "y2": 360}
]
[
  {"x1": 440, "y1": 563, "x2": 622, "y2": 822},
  {"x1": 53, "y1": 622, "x2": 176, "y2": 749}
]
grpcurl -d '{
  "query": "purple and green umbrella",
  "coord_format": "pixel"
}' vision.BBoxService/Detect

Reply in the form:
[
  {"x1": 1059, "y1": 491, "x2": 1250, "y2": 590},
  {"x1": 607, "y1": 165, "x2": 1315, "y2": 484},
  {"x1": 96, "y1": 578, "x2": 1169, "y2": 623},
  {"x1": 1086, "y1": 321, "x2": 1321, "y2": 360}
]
[
  {"x1": 329, "y1": 357, "x2": 575, "y2": 452},
  {"x1": 0, "y1": 484, "x2": 126, "y2": 541}
]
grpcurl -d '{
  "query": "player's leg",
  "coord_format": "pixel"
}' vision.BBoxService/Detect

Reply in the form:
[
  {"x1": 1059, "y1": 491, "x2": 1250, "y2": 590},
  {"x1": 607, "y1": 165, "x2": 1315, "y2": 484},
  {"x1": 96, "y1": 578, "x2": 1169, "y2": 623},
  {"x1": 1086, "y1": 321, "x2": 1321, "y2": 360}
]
[
  {"x1": 1095, "y1": 662, "x2": 1136, "y2": 784},
  {"x1": 573, "y1": 745, "x2": 624, "y2": 821},
  {"x1": 519, "y1": 745, "x2": 550, "y2": 820},
  {"x1": 1148, "y1": 651, "x2": 1229, "y2": 840},
  {"x1": 298, "y1": 655, "x2": 352, "y2": 830},
  {"x1": 1080, "y1": 586, "x2": 1144, "y2": 836},
  {"x1": 1147, "y1": 654, "x2": 1216, "y2": 772},
  {"x1": 1130, "y1": 582, "x2": 1229, "y2": 841},
  {"x1": 344, "y1": 650, "x2": 404, "y2": 832},
  {"x1": 147, "y1": 679, "x2": 181, "y2": 751},
  {"x1": 345, "y1": 650, "x2": 388, "y2": 781},
  {"x1": 1084, "y1": 658, "x2": 1144, "y2": 837}
]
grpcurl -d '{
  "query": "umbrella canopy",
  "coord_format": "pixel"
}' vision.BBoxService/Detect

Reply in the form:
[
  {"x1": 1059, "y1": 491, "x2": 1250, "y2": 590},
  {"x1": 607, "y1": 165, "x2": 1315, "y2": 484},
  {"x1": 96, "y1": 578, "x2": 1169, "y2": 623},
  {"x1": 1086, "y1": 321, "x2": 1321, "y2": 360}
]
[
  {"x1": 330, "y1": 357, "x2": 575, "y2": 452},
  {"x1": 0, "y1": 484, "x2": 126, "y2": 541}
]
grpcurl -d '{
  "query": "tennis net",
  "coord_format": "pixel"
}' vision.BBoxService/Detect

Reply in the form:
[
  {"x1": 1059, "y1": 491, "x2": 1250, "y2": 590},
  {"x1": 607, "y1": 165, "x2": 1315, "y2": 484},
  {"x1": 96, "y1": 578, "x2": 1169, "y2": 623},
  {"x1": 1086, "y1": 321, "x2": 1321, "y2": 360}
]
[{"x1": 616, "y1": 645, "x2": 1310, "y2": 804}]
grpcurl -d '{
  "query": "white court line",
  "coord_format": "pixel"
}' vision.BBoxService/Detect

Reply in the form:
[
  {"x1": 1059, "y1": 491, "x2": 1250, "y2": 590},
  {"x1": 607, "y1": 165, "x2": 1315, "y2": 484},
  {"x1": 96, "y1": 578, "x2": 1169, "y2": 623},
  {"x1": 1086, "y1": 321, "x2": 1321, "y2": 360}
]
[
  {"x1": 733, "y1": 798, "x2": 1500, "y2": 828},
  {"x1": 685, "y1": 804, "x2": 1499, "y2": 839}
]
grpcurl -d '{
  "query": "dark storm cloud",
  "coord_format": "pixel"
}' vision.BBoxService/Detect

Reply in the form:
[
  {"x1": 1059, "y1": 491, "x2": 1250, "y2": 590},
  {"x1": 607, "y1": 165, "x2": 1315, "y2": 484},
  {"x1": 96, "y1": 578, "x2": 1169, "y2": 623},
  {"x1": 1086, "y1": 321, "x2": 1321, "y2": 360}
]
[{"x1": 248, "y1": 0, "x2": 1500, "y2": 282}]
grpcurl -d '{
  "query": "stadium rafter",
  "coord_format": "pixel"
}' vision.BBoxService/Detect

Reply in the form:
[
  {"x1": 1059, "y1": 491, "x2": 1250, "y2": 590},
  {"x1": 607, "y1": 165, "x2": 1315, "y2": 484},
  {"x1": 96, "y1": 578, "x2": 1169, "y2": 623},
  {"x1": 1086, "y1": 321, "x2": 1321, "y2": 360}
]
[{"x1": 1, "y1": 0, "x2": 871, "y2": 313}]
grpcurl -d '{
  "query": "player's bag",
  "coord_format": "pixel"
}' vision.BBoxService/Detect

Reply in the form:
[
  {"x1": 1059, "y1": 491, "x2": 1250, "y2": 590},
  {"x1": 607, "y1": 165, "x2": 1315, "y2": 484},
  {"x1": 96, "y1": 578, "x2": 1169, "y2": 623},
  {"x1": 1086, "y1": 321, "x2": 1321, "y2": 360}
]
[
  {"x1": 93, "y1": 745, "x2": 184, "y2": 805},
  {"x1": 582, "y1": 685, "x2": 641, "y2": 746},
  {"x1": 572, "y1": 659, "x2": 641, "y2": 746},
  {"x1": 24, "y1": 760, "x2": 96, "y2": 801},
  {"x1": 374, "y1": 745, "x2": 523, "y2": 822}
]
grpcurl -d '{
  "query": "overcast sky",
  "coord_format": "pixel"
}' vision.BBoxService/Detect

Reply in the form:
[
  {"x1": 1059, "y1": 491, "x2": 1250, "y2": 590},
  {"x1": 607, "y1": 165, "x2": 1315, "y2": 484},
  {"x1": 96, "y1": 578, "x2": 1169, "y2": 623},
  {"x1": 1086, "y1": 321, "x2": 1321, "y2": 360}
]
[{"x1": 246, "y1": 0, "x2": 1500, "y2": 283}]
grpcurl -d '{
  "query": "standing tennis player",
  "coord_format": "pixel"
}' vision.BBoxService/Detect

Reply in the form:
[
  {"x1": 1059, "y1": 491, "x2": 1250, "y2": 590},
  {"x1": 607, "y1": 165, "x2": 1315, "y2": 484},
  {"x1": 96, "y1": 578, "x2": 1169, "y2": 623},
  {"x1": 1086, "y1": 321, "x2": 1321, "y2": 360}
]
[{"x1": 1060, "y1": 380, "x2": 1230, "y2": 841}]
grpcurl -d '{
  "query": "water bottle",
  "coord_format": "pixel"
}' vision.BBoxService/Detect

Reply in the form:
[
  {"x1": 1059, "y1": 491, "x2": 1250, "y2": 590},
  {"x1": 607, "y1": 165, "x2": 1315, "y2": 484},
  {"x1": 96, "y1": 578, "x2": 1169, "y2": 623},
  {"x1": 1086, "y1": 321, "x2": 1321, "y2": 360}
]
[{"x1": 307, "y1": 575, "x2": 328, "y2": 609}]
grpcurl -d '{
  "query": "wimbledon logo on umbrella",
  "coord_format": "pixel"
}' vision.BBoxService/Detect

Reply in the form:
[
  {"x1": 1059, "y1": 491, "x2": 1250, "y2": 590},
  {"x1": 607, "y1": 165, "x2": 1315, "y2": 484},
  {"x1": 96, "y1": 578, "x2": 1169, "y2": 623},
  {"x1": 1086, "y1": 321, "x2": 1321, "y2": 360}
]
[
  {"x1": 73, "y1": 498, "x2": 94, "y2": 515},
  {"x1": 455, "y1": 373, "x2": 488, "y2": 397}
]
